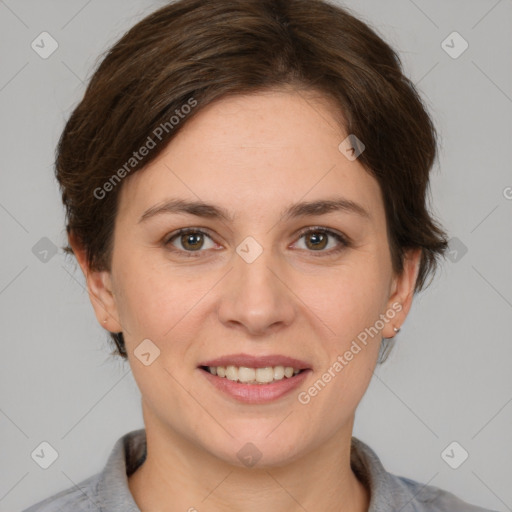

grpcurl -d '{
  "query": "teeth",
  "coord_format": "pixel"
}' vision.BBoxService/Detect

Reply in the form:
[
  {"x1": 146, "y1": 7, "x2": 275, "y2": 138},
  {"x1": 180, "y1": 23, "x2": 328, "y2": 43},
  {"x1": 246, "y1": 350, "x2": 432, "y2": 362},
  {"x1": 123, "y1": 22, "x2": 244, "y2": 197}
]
[
  {"x1": 225, "y1": 365, "x2": 238, "y2": 381},
  {"x1": 206, "y1": 365, "x2": 302, "y2": 384},
  {"x1": 274, "y1": 365, "x2": 285, "y2": 380},
  {"x1": 256, "y1": 367, "x2": 274, "y2": 383},
  {"x1": 238, "y1": 366, "x2": 256, "y2": 382}
]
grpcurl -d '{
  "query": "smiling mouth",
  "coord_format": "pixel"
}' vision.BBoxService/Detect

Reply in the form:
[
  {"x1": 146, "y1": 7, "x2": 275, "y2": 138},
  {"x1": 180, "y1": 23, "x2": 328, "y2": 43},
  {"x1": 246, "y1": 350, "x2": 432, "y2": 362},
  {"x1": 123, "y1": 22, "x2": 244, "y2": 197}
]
[{"x1": 199, "y1": 365, "x2": 306, "y2": 385}]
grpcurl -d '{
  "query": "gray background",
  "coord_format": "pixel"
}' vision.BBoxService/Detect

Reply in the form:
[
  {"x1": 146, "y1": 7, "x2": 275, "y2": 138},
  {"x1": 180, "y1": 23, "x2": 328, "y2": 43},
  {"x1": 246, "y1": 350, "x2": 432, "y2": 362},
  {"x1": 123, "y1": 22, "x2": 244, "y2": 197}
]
[{"x1": 1, "y1": 0, "x2": 511, "y2": 510}]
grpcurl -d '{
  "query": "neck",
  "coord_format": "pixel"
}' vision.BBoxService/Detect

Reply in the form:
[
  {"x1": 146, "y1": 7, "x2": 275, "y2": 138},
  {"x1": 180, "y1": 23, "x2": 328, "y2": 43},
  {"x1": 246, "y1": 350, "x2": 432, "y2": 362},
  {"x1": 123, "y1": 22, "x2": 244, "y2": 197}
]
[{"x1": 128, "y1": 416, "x2": 370, "y2": 512}]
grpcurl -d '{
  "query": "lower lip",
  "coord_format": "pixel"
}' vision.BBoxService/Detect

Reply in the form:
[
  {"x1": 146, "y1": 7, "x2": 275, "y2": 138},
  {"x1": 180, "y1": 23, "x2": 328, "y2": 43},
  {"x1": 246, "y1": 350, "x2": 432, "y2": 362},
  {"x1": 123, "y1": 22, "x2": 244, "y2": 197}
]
[{"x1": 198, "y1": 367, "x2": 311, "y2": 404}]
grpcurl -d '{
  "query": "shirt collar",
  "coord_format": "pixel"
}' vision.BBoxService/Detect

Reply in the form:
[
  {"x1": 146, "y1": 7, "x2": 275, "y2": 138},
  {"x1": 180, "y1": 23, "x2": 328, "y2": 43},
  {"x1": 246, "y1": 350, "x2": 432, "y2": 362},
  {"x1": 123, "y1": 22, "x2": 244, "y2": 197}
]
[
  {"x1": 350, "y1": 436, "x2": 418, "y2": 511},
  {"x1": 96, "y1": 428, "x2": 146, "y2": 511},
  {"x1": 96, "y1": 429, "x2": 415, "y2": 511}
]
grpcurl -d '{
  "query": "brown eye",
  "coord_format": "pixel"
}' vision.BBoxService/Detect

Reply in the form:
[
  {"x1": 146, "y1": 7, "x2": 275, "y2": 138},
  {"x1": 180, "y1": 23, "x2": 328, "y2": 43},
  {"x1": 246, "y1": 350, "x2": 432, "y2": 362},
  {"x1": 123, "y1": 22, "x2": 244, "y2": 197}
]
[
  {"x1": 304, "y1": 231, "x2": 328, "y2": 250},
  {"x1": 179, "y1": 231, "x2": 205, "y2": 251},
  {"x1": 165, "y1": 228, "x2": 216, "y2": 255},
  {"x1": 294, "y1": 227, "x2": 350, "y2": 255}
]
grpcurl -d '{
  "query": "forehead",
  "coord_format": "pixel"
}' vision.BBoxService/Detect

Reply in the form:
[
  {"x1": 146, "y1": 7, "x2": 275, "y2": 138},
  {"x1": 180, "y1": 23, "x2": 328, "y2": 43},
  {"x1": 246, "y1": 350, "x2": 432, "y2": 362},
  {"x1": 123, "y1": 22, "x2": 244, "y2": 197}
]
[{"x1": 117, "y1": 90, "x2": 384, "y2": 225}]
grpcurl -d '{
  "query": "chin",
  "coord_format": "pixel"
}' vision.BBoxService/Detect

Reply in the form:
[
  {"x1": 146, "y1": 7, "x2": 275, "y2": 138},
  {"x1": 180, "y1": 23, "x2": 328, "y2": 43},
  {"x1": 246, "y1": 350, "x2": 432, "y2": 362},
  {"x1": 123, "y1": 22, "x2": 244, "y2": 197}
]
[{"x1": 200, "y1": 430, "x2": 309, "y2": 470}]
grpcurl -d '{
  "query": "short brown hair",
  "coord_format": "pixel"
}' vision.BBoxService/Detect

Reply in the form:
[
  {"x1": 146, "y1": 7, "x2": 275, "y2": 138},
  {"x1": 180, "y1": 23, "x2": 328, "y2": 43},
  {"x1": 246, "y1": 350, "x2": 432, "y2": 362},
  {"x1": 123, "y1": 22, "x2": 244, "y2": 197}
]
[{"x1": 56, "y1": 0, "x2": 449, "y2": 361}]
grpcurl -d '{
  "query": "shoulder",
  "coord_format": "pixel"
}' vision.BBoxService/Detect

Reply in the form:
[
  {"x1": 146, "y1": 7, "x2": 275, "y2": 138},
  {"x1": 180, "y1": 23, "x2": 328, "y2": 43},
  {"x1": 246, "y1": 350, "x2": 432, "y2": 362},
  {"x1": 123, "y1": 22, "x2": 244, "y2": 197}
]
[
  {"x1": 350, "y1": 437, "x2": 498, "y2": 512},
  {"x1": 22, "y1": 429, "x2": 145, "y2": 512},
  {"x1": 21, "y1": 473, "x2": 102, "y2": 512},
  {"x1": 395, "y1": 474, "x2": 499, "y2": 512}
]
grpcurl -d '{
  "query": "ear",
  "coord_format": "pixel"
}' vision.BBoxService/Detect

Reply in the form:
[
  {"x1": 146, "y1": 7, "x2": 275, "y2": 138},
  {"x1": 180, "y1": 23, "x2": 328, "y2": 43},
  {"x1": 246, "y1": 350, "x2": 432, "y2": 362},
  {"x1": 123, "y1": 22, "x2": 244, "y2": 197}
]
[
  {"x1": 68, "y1": 231, "x2": 123, "y2": 333},
  {"x1": 381, "y1": 248, "x2": 422, "y2": 339}
]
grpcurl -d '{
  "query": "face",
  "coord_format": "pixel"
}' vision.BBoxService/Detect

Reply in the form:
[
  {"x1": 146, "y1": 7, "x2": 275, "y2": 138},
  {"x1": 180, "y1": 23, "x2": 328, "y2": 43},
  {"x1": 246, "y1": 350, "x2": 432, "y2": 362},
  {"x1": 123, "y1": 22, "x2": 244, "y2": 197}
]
[{"x1": 79, "y1": 89, "x2": 420, "y2": 467}]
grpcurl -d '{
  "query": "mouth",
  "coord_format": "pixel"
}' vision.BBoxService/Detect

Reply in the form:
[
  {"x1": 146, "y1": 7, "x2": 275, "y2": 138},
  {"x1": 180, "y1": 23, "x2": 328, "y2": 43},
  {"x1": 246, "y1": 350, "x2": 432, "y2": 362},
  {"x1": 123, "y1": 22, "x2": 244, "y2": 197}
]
[
  {"x1": 196, "y1": 353, "x2": 312, "y2": 403},
  {"x1": 199, "y1": 365, "x2": 307, "y2": 385},
  {"x1": 197, "y1": 353, "x2": 311, "y2": 385}
]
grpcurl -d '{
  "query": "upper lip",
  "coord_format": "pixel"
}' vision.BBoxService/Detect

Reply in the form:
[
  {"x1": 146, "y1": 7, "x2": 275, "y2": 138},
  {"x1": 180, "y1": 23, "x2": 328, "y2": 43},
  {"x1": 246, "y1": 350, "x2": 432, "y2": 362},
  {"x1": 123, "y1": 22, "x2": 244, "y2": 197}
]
[{"x1": 199, "y1": 353, "x2": 311, "y2": 370}]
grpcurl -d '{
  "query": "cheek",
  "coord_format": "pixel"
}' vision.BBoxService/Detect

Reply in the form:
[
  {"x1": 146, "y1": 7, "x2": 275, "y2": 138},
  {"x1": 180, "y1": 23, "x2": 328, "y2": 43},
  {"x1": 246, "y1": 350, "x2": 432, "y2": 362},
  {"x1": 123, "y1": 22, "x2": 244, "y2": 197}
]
[
  {"x1": 113, "y1": 252, "x2": 215, "y2": 348},
  {"x1": 304, "y1": 289, "x2": 383, "y2": 419},
  {"x1": 307, "y1": 259, "x2": 390, "y2": 338},
  {"x1": 300, "y1": 253, "x2": 389, "y2": 391}
]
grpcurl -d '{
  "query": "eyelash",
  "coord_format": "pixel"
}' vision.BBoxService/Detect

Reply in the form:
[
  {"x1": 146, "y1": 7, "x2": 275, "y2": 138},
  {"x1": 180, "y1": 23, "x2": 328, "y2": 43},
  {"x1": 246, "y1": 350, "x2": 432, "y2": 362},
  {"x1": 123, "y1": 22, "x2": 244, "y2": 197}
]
[{"x1": 163, "y1": 226, "x2": 351, "y2": 258}]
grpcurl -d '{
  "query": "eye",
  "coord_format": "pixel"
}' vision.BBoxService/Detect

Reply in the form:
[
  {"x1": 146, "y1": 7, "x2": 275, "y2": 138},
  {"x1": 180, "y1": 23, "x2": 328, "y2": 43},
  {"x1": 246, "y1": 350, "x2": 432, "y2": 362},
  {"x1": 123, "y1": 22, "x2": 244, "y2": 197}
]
[
  {"x1": 164, "y1": 226, "x2": 350, "y2": 258},
  {"x1": 293, "y1": 227, "x2": 350, "y2": 256},
  {"x1": 164, "y1": 228, "x2": 217, "y2": 257}
]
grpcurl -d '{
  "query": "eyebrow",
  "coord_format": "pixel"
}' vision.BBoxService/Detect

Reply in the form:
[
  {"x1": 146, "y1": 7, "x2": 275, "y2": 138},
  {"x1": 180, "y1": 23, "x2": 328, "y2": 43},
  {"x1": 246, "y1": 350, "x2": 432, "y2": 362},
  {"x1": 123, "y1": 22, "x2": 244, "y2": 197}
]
[{"x1": 138, "y1": 197, "x2": 371, "y2": 224}]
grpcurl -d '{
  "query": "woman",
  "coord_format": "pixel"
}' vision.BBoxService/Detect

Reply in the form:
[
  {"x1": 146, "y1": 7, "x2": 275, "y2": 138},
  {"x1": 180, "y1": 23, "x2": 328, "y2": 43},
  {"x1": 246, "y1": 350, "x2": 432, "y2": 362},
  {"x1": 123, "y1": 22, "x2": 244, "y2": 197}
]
[{"x1": 23, "y1": 0, "x2": 497, "y2": 510}]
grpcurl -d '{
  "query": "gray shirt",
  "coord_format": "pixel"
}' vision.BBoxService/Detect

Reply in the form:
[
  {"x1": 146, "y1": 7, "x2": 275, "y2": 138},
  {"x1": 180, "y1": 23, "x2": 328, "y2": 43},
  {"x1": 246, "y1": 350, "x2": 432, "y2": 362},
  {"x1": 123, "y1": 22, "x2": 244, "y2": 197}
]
[{"x1": 22, "y1": 428, "x2": 497, "y2": 511}]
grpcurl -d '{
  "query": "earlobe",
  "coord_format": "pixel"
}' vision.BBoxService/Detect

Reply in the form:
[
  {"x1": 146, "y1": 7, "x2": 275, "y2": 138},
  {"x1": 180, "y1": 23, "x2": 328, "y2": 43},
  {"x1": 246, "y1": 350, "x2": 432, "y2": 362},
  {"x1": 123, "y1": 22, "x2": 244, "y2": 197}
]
[
  {"x1": 86, "y1": 270, "x2": 122, "y2": 331},
  {"x1": 68, "y1": 231, "x2": 122, "y2": 333},
  {"x1": 383, "y1": 248, "x2": 422, "y2": 339}
]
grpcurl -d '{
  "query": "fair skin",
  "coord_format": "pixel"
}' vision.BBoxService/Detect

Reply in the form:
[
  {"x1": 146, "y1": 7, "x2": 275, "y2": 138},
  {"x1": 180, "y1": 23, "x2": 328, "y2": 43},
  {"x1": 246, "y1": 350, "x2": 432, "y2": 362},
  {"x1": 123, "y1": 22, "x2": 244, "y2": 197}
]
[{"x1": 71, "y1": 88, "x2": 420, "y2": 512}]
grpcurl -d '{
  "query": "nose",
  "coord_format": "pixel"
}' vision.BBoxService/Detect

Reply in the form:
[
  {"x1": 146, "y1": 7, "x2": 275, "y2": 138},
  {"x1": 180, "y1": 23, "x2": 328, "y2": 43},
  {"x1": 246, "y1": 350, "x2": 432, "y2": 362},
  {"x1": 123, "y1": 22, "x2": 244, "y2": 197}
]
[{"x1": 216, "y1": 242, "x2": 296, "y2": 337}]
